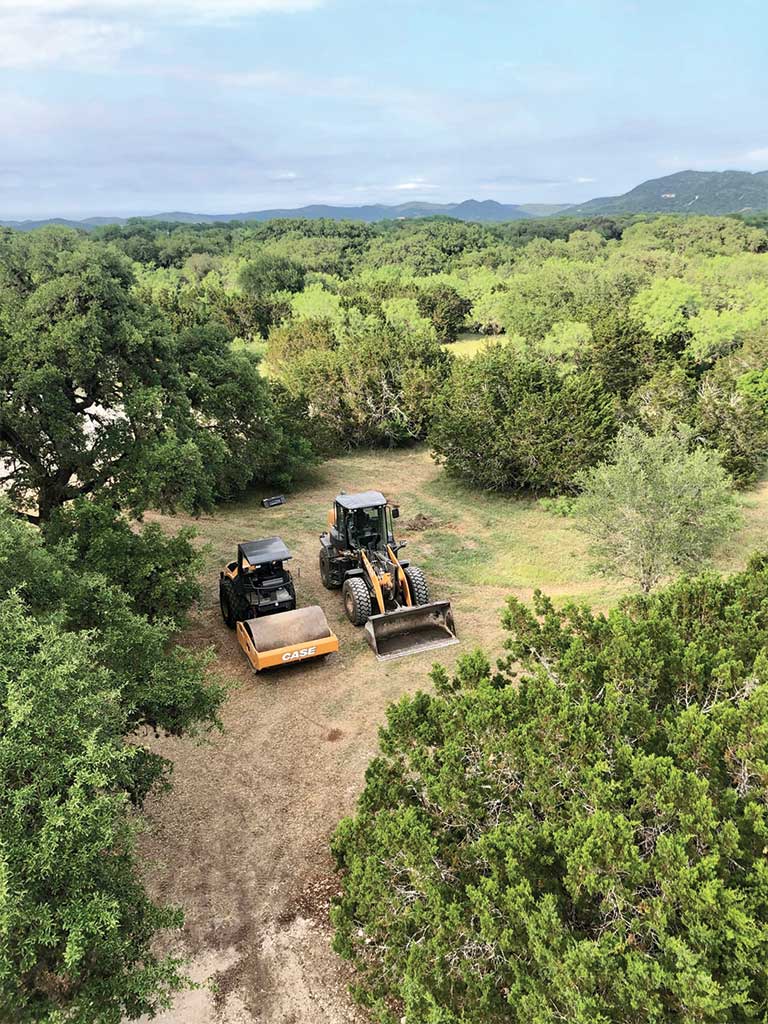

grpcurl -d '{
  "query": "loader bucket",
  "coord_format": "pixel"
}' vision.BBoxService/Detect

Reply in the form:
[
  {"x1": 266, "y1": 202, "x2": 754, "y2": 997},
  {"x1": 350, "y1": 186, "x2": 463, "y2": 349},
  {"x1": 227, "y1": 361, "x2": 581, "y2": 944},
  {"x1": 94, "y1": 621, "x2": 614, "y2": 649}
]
[
  {"x1": 237, "y1": 605, "x2": 339, "y2": 672},
  {"x1": 364, "y1": 600, "x2": 459, "y2": 661}
]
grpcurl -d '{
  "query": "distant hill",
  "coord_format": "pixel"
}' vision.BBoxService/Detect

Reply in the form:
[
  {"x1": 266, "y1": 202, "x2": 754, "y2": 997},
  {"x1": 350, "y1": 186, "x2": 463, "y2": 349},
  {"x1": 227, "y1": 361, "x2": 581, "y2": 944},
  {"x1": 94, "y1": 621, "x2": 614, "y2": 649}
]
[
  {"x1": 569, "y1": 169, "x2": 768, "y2": 216},
  {"x1": 3, "y1": 171, "x2": 768, "y2": 230},
  {"x1": 0, "y1": 199, "x2": 537, "y2": 231}
]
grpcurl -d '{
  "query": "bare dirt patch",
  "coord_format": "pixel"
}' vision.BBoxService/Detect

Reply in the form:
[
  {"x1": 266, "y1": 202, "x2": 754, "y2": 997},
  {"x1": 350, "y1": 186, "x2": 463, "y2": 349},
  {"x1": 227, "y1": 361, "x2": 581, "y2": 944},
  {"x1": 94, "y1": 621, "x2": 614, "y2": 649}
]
[{"x1": 402, "y1": 512, "x2": 442, "y2": 532}]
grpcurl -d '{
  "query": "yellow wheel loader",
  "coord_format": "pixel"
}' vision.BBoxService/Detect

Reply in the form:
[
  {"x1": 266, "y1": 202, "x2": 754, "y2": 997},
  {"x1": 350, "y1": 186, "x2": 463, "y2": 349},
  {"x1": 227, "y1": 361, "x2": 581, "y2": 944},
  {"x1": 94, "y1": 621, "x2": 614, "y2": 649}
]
[
  {"x1": 319, "y1": 491, "x2": 458, "y2": 661},
  {"x1": 220, "y1": 537, "x2": 339, "y2": 672}
]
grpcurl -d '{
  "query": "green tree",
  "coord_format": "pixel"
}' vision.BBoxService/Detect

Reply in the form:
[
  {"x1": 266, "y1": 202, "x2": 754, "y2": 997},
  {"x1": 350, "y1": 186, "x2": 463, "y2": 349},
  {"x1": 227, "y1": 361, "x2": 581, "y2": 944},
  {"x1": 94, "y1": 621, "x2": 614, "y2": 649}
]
[
  {"x1": 266, "y1": 316, "x2": 337, "y2": 374},
  {"x1": 238, "y1": 253, "x2": 306, "y2": 298},
  {"x1": 629, "y1": 366, "x2": 768, "y2": 488},
  {"x1": 0, "y1": 505, "x2": 223, "y2": 1021},
  {"x1": 573, "y1": 424, "x2": 740, "y2": 592},
  {"x1": 0, "y1": 232, "x2": 313, "y2": 521},
  {"x1": 416, "y1": 284, "x2": 471, "y2": 342},
  {"x1": 429, "y1": 344, "x2": 616, "y2": 492},
  {"x1": 332, "y1": 558, "x2": 768, "y2": 1024},
  {"x1": 0, "y1": 597, "x2": 190, "y2": 1023},
  {"x1": 285, "y1": 313, "x2": 452, "y2": 448},
  {"x1": 45, "y1": 499, "x2": 203, "y2": 626}
]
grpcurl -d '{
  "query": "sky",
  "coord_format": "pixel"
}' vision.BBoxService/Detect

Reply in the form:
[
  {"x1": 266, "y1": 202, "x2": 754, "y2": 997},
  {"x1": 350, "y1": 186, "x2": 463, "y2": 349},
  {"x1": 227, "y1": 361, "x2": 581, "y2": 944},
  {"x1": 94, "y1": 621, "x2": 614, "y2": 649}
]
[{"x1": 0, "y1": 0, "x2": 767, "y2": 219}]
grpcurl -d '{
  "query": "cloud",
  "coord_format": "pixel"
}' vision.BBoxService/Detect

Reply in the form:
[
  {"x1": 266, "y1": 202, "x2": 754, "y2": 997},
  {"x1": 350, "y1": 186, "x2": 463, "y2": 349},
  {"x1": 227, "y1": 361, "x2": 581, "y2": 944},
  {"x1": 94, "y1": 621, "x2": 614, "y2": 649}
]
[
  {"x1": 0, "y1": 12, "x2": 142, "y2": 69},
  {"x1": 0, "y1": 0, "x2": 323, "y2": 69},
  {"x1": 0, "y1": 0, "x2": 322, "y2": 16},
  {"x1": 574, "y1": 176, "x2": 596, "y2": 184},
  {"x1": 392, "y1": 178, "x2": 438, "y2": 192},
  {"x1": 501, "y1": 62, "x2": 595, "y2": 96}
]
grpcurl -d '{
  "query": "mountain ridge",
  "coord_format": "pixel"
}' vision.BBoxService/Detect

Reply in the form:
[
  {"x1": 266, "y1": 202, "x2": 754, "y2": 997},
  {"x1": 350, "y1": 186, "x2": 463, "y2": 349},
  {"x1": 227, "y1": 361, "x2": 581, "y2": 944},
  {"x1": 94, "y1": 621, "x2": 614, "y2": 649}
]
[
  {"x1": 569, "y1": 169, "x2": 768, "y2": 216},
  {"x1": 3, "y1": 170, "x2": 768, "y2": 230}
]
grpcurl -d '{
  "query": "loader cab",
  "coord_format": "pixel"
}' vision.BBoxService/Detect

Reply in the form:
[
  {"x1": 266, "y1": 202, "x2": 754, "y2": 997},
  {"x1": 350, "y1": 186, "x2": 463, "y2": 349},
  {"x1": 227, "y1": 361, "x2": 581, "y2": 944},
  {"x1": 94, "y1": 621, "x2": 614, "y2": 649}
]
[{"x1": 333, "y1": 491, "x2": 397, "y2": 552}]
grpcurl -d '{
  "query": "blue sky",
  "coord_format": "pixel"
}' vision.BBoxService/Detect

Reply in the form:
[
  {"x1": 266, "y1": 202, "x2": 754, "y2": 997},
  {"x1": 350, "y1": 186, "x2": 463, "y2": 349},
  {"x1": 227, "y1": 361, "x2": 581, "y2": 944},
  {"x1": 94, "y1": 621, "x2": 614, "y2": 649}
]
[{"x1": 0, "y1": 0, "x2": 766, "y2": 218}]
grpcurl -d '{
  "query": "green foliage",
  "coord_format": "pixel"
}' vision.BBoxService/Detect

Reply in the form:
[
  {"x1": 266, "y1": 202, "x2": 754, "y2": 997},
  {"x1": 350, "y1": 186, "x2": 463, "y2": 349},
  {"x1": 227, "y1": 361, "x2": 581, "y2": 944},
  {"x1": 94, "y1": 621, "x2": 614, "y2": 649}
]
[
  {"x1": 588, "y1": 314, "x2": 657, "y2": 398},
  {"x1": 0, "y1": 598, "x2": 191, "y2": 1024},
  {"x1": 0, "y1": 504, "x2": 223, "y2": 1021},
  {"x1": 573, "y1": 425, "x2": 740, "y2": 592},
  {"x1": 238, "y1": 252, "x2": 306, "y2": 298},
  {"x1": 4, "y1": 213, "x2": 768, "y2": 500},
  {"x1": 289, "y1": 280, "x2": 344, "y2": 323},
  {"x1": 416, "y1": 284, "x2": 471, "y2": 342},
  {"x1": 266, "y1": 316, "x2": 337, "y2": 374},
  {"x1": 620, "y1": 213, "x2": 768, "y2": 254},
  {"x1": 286, "y1": 315, "x2": 452, "y2": 448},
  {"x1": 497, "y1": 258, "x2": 637, "y2": 341},
  {"x1": 630, "y1": 366, "x2": 768, "y2": 488},
  {"x1": 535, "y1": 320, "x2": 593, "y2": 373},
  {"x1": 430, "y1": 344, "x2": 617, "y2": 493},
  {"x1": 0, "y1": 231, "x2": 315, "y2": 520},
  {"x1": 45, "y1": 500, "x2": 203, "y2": 626},
  {"x1": 381, "y1": 296, "x2": 436, "y2": 339},
  {"x1": 631, "y1": 277, "x2": 703, "y2": 347},
  {"x1": 332, "y1": 558, "x2": 768, "y2": 1023}
]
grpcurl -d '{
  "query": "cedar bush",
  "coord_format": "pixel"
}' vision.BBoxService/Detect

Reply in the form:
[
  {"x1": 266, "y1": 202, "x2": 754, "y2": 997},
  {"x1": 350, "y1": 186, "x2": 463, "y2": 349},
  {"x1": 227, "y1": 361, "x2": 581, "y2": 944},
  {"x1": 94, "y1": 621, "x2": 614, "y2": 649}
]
[
  {"x1": 429, "y1": 343, "x2": 617, "y2": 492},
  {"x1": 332, "y1": 558, "x2": 768, "y2": 1024}
]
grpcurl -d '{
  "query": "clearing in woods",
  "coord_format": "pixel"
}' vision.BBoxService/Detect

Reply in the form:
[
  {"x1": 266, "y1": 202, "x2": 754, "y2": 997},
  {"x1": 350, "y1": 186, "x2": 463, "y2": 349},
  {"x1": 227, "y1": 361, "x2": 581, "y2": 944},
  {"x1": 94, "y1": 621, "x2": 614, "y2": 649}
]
[{"x1": 138, "y1": 445, "x2": 768, "y2": 1024}]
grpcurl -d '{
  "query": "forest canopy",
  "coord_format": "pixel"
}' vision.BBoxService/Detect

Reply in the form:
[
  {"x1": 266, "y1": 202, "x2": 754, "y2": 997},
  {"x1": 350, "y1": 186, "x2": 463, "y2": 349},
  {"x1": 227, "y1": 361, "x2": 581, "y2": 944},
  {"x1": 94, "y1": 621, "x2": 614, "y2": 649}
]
[{"x1": 37, "y1": 210, "x2": 766, "y2": 494}]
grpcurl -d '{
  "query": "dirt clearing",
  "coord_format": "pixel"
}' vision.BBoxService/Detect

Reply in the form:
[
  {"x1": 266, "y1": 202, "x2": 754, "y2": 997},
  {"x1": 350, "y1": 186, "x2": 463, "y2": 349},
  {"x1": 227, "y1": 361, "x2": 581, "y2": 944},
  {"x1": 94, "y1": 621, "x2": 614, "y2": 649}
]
[{"x1": 138, "y1": 447, "x2": 768, "y2": 1023}]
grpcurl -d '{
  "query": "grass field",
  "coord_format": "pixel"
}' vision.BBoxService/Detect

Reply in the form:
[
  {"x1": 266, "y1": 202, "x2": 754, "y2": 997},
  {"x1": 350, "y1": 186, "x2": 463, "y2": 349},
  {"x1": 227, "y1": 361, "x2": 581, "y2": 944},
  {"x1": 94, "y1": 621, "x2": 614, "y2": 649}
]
[
  {"x1": 140, "y1": 445, "x2": 768, "y2": 1024},
  {"x1": 443, "y1": 331, "x2": 497, "y2": 358}
]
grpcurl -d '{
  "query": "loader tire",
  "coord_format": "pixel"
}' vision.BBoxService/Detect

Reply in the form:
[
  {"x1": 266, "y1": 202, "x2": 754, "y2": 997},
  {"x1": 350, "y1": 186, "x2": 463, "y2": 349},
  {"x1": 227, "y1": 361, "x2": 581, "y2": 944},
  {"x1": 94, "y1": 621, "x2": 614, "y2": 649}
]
[
  {"x1": 319, "y1": 549, "x2": 341, "y2": 590},
  {"x1": 404, "y1": 565, "x2": 430, "y2": 606},
  {"x1": 343, "y1": 577, "x2": 372, "y2": 627},
  {"x1": 219, "y1": 580, "x2": 236, "y2": 629}
]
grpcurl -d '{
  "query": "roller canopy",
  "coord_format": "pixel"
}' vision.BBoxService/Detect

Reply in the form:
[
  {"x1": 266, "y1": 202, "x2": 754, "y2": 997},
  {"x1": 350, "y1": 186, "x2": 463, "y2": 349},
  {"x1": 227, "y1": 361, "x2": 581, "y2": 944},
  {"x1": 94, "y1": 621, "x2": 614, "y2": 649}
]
[{"x1": 239, "y1": 537, "x2": 291, "y2": 567}]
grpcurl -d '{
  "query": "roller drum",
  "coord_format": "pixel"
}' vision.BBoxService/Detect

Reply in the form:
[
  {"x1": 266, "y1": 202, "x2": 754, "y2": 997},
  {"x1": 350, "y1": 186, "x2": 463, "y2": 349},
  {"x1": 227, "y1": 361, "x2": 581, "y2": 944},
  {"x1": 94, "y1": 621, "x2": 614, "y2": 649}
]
[{"x1": 242, "y1": 606, "x2": 332, "y2": 653}]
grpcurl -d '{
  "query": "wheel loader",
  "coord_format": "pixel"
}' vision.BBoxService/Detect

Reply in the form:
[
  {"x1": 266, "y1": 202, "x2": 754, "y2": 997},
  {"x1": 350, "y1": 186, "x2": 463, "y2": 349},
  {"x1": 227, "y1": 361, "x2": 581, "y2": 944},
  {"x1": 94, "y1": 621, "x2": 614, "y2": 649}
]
[
  {"x1": 220, "y1": 537, "x2": 339, "y2": 671},
  {"x1": 319, "y1": 491, "x2": 458, "y2": 660}
]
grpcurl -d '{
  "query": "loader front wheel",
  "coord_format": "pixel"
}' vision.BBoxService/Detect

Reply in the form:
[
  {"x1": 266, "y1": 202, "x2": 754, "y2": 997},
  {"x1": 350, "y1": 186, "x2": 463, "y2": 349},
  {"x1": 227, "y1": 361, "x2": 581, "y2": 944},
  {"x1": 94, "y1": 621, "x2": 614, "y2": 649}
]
[
  {"x1": 404, "y1": 565, "x2": 430, "y2": 606},
  {"x1": 343, "y1": 577, "x2": 372, "y2": 627}
]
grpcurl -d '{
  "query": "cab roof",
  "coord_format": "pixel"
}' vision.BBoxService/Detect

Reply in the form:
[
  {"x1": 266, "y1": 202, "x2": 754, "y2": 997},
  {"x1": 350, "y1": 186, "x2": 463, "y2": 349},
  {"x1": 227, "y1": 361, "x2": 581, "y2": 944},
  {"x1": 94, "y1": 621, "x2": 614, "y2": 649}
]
[
  {"x1": 238, "y1": 537, "x2": 291, "y2": 566},
  {"x1": 336, "y1": 490, "x2": 387, "y2": 510}
]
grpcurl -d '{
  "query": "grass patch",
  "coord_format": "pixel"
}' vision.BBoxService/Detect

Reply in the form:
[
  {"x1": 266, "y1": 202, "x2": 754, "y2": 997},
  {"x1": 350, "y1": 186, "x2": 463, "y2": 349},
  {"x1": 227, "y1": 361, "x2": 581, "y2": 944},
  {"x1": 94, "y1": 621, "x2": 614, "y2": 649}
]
[{"x1": 442, "y1": 333, "x2": 496, "y2": 359}]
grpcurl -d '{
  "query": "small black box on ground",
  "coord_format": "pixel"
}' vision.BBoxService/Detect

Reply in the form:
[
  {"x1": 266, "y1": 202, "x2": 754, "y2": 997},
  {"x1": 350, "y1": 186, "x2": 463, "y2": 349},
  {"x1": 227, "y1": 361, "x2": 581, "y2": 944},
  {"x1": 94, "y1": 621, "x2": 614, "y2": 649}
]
[{"x1": 262, "y1": 495, "x2": 286, "y2": 508}]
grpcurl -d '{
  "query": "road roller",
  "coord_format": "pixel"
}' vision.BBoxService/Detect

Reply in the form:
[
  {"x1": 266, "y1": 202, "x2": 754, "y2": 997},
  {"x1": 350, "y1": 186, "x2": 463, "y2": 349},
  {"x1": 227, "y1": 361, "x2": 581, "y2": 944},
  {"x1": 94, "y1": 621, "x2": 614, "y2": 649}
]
[{"x1": 219, "y1": 537, "x2": 338, "y2": 671}]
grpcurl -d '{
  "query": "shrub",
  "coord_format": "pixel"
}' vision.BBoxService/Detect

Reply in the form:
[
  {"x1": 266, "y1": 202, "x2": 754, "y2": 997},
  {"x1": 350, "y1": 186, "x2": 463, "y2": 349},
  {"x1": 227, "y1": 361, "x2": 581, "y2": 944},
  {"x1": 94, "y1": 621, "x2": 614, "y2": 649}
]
[
  {"x1": 286, "y1": 314, "x2": 452, "y2": 448},
  {"x1": 573, "y1": 425, "x2": 741, "y2": 592},
  {"x1": 332, "y1": 559, "x2": 768, "y2": 1024},
  {"x1": 429, "y1": 344, "x2": 616, "y2": 493},
  {"x1": 416, "y1": 284, "x2": 471, "y2": 342}
]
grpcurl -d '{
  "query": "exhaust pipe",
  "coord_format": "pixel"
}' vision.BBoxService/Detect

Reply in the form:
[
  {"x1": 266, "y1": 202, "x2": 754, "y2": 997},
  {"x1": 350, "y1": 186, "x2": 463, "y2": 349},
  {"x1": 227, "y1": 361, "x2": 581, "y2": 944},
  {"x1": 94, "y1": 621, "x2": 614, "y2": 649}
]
[{"x1": 364, "y1": 600, "x2": 459, "y2": 661}]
